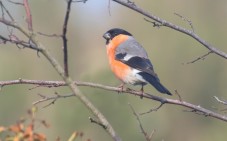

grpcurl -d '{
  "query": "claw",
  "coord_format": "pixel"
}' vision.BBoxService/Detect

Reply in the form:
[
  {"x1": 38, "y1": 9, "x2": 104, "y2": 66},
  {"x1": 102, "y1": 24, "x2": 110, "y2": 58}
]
[
  {"x1": 140, "y1": 85, "x2": 144, "y2": 99},
  {"x1": 117, "y1": 83, "x2": 124, "y2": 93}
]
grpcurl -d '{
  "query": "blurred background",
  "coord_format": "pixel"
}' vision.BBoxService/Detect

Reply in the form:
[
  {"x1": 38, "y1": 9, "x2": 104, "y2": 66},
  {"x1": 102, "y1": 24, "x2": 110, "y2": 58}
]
[{"x1": 0, "y1": 0, "x2": 227, "y2": 140}]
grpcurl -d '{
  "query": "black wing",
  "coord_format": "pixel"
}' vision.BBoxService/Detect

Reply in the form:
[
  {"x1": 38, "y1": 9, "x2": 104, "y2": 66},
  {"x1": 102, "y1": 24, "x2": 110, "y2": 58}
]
[
  {"x1": 116, "y1": 53, "x2": 172, "y2": 95},
  {"x1": 115, "y1": 53, "x2": 157, "y2": 77}
]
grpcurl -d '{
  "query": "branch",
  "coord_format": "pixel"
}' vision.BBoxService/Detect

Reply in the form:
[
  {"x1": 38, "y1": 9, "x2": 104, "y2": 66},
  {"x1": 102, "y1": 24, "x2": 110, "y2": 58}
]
[
  {"x1": 213, "y1": 96, "x2": 227, "y2": 105},
  {"x1": 129, "y1": 103, "x2": 154, "y2": 141},
  {"x1": 112, "y1": 0, "x2": 227, "y2": 59},
  {"x1": 33, "y1": 93, "x2": 75, "y2": 108},
  {"x1": 89, "y1": 117, "x2": 107, "y2": 129},
  {"x1": 0, "y1": 34, "x2": 40, "y2": 51},
  {"x1": 174, "y1": 12, "x2": 195, "y2": 32},
  {"x1": 23, "y1": 0, "x2": 33, "y2": 31},
  {"x1": 0, "y1": 1, "x2": 15, "y2": 21},
  {"x1": 38, "y1": 40, "x2": 121, "y2": 141},
  {"x1": 7, "y1": 0, "x2": 23, "y2": 6},
  {"x1": 1, "y1": 79, "x2": 227, "y2": 122},
  {"x1": 183, "y1": 51, "x2": 213, "y2": 65},
  {"x1": 0, "y1": 2, "x2": 121, "y2": 140},
  {"x1": 62, "y1": 0, "x2": 72, "y2": 77}
]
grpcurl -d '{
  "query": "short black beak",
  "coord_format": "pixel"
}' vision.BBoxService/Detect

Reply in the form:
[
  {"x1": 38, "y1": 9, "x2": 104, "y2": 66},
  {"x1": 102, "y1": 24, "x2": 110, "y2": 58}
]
[{"x1": 103, "y1": 33, "x2": 111, "y2": 40}]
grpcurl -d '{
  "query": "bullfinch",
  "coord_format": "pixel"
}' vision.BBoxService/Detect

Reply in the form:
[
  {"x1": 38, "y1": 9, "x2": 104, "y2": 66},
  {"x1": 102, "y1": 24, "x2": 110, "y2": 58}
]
[{"x1": 103, "y1": 28, "x2": 172, "y2": 96}]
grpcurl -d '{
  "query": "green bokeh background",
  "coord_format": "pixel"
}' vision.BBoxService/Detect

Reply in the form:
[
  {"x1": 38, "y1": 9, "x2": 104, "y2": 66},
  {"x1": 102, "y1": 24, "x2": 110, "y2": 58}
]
[{"x1": 0, "y1": 0, "x2": 227, "y2": 140}]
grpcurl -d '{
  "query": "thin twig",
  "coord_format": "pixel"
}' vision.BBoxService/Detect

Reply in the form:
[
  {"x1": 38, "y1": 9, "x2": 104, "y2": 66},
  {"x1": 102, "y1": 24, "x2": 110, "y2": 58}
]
[
  {"x1": 0, "y1": 34, "x2": 40, "y2": 50},
  {"x1": 129, "y1": 103, "x2": 152, "y2": 141},
  {"x1": 148, "y1": 129, "x2": 156, "y2": 141},
  {"x1": 72, "y1": 0, "x2": 88, "y2": 2},
  {"x1": 89, "y1": 117, "x2": 107, "y2": 129},
  {"x1": 144, "y1": 18, "x2": 162, "y2": 28},
  {"x1": 37, "y1": 32, "x2": 62, "y2": 38},
  {"x1": 0, "y1": 1, "x2": 15, "y2": 21},
  {"x1": 174, "y1": 89, "x2": 182, "y2": 102},
  {"x1": 183, "y1": 51, "x2": 213, "y2": 65},
  {"x1": 140, "y1": 102, "x2": 165, "y2": 115},
  {"x1": 174, "y1": 12, "x2": 194, "y2": 32},
  {"x1": 7, "y1": 0, "x2": 23, "y2": 5},
  {"x1": 33, "y1": 93, "x2": 75, "y2": 107},
  {"x1": 213, "y1": 96, "x2": 227, "y2": 105},
  {"x1": 23, "y1": 0, "x2": 33, "y2": 31},
  {"x1": 108, "y1": 0, "x2": 111, "y2": 16}
]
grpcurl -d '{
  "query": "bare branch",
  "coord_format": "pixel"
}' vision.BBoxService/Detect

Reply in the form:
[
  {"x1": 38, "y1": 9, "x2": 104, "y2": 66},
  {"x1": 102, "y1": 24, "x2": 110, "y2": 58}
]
[
  {"x1": 0, "y1": 34, "x2": 40, "y2": 51},
  {"x1": 0, "y1": 79, "x2": 227, "y2": 122},
  {"x1": 7, "y1": 0, "x2": 23, "y2": 6},
  {"x1": 183, "y1": 107, "x2": 212, "y2": 117},
  {"x1": 112, "y1": 0, "x2": 227, "y2": 59},
  {"x1": 0, "y1": 3, "x2": 120, "y2": 139},
  {"x1": 62, "y1": 0, "x2": 73, "y2": 77},
  {"x1": 108, "y1": 0, "x2": 111, "y2": 16},
  {"x1": 183, "y1": 51, "x2": 213, "y2": 65},
  {"x1": 0, "y1": 18, "x2": 32, "y2": 39},
  {"x1": 0, "y1": 1, "x2": 15, "y2": 21},
  {"x1": 144, "y1": 18, "x2": 162, "y2": 28},
  {"x1": 33, "y1": 93, "x2": 75, "y2": 107},
  {"x1": 174, "y1": 89, "x2": 182, "y2": 102},
  {"x1": 89, "y1": 117, "x2": 107, "y2": 129},
  {"x1": 23, "y1": 0, "x2": 33, "y2": 31},
  {"x1": 72, "y1": 0, "x2": 88, "y2": 2},
  {"x1": 129, "y1": 103, "x2": 153, "y2": 141},
  {"x1": 140, "y1": 102, "x2": 164, "y2": 115},
  {"x1": 148, "y1": 129, "x2": 156, "y2": 141},
  {"x1": 174, "y1": 12, "x2": 195, "y2": 32},
  {"x1": 37, "y1": 32, "x2": 62, "y2": 38},
  {"x1": 213, "y1": 96, "x2": 227, "y2": 105}
]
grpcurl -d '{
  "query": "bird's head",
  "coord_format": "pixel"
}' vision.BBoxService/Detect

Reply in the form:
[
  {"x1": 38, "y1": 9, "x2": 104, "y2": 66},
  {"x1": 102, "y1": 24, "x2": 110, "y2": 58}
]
[{"x1": 103, "y1": 28, "x2": 132, "y2": 44}]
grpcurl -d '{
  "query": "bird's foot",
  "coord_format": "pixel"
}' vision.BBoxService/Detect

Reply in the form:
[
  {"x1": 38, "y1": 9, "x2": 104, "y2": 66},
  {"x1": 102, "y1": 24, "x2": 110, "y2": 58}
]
[
  {"x1": 117, "y1": 83, "x2": 124, "y2": 94},
  {"x1": 140, "y1": 86, "x2": 144, "y2": 99}
]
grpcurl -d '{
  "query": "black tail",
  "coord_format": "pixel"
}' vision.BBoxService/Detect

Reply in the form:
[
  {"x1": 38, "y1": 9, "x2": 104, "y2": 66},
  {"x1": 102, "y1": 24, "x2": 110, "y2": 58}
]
[{"x1": 139, "y1": 72, "x2": 172, "y2": 95}]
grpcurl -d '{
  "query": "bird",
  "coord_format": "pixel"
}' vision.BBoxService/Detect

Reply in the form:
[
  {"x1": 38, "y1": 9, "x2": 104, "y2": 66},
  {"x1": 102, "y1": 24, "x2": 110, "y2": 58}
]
[{"x1": 103, "y1": 28, "x2": 172, "y2": 96}]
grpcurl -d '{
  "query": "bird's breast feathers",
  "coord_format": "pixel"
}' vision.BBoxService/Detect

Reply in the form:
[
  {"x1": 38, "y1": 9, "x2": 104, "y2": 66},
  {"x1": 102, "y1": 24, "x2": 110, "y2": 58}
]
[{"x1": 107, "y1": 46, "x2": 148, "y2": 85}]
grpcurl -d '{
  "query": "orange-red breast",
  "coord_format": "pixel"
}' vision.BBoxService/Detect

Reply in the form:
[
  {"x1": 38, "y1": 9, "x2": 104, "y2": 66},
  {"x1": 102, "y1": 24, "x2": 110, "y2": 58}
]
[{"x1": 103, "y1": 28, "x2": 172, "y2": 95}]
